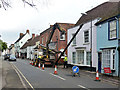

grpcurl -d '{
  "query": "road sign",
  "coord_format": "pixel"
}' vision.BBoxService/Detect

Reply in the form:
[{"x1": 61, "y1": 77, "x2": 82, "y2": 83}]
[
  {"x1": 72, "y1": 66, "x2": 79, "y2": 73},
  {"x1": 104, "y1": 67, "x2": 111, "y2": 73}
]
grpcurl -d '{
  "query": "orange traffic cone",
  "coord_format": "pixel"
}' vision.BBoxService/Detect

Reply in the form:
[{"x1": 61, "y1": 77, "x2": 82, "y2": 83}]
[
  {"x1": 35, "y1": 62, "x2": 37, "y2": 67},
  {"x1": 42, "y1": 64, "x2": 44, "y2": 70},
  {"x1": 54, "y1": 65, "x2": 58, "y2": 74},
  {"x1": 95, "y1": 70, "x2": 101, "y2": 81},
  {"x1": 32, "y1": 61, "x2": 33, "y2": 65},
  {"x1": 38, "y1": 63, "x2": 41, "y2": 68}
]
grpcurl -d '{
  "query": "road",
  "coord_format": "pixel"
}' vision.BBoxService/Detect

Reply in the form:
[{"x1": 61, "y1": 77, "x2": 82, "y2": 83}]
[{"x1": 1, "y1": 58, "x2": 119, "y2": 89}]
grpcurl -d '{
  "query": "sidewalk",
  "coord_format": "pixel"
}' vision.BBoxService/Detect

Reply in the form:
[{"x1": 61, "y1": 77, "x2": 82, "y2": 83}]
[
  {"x1": 0, "y1": 56, "x2": 25, "y2": 89},
  {"x1": 57, "y1": 65, "x2": 120, "y2": 86}
]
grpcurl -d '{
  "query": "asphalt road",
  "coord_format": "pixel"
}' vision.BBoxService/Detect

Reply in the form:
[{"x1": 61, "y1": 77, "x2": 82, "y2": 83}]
[{"x1": 2, "y1": 58, "x2": 119, "y2": 89}]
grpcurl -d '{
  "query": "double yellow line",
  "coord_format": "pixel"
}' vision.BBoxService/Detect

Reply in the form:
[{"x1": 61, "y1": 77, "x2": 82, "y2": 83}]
[{"x1": 11, "y1": 63, "x2": 35, "y2": 90}]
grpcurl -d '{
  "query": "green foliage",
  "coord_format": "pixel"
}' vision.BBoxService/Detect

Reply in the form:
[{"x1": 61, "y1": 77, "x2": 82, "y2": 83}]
[{"x1": 0, "y1": 40, "x2": 7, "y2": 52}]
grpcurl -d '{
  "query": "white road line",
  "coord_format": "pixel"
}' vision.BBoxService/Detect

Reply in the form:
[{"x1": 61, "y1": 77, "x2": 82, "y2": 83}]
[
  {"x1": 78, "y1": 85, "x2": 90, "y2": 90},
  {"x1": 11, "y1": 64, "x2": 27, "y2": 89},
  {"x1": 49, "y1": 73, "x2": 66, "y2": 81},
  {"x1": 36, "y1": 68, "x2": 45, "y2": 71},
  {"x1": 12, "y1": 64, "x2": 35, "y2": 90}
]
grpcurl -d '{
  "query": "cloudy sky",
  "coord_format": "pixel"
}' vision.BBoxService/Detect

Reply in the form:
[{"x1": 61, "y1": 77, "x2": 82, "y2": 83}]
[{"x1": 0, "y1": 0, "x2": 109, "y2": 46}]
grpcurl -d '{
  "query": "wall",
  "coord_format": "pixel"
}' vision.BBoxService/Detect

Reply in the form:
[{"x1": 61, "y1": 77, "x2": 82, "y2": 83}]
[
  {"x1": 97, "y1": 20, "x2": 119, "y2": 76},
  {"x1": 68, "y1": 19, "x2": 98, "y2": 68}
]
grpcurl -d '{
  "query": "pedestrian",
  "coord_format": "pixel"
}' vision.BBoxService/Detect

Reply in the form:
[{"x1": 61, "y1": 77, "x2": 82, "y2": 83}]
[{"x1": 64, "y1": 55, "x2": 68, "y2": 68}]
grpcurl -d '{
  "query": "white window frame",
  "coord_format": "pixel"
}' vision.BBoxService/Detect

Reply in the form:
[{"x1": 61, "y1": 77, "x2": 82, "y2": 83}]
[
  {"x1": 77, "y1": 50, "x2": 84, "y2": 64},
  {"x1": 60, "y1": 32, "x2": 65, "y2": 40},
  {"x1": 109, "y1": 20, "x2": 117, "y2": 39},
  {"x1": 72, "y1": 34, "x2": 76, "y2": 45},
  {"x1": 84, "y1": 30, "x2": 89, "y2": 43},
  {"x1": 102, "y1": 49, "x2": 116, "y2": 70},
  {"x1": 72, "y1": 52, "x2": 76, "y2": 64}
]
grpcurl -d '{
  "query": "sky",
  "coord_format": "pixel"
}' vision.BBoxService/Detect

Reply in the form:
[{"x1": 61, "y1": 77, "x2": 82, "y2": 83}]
[{"x1": 0, "y1": 0, "x2": 109, "y2": 46}]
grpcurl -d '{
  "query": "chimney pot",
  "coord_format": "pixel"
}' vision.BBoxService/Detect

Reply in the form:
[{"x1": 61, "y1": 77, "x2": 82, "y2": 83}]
[
  {"x1": 20, "y1": 33, "x2": 23, "y2": 38},
  {"x1": 26, "y1": 29, "x2": 29, "y2": 34},
  {"x1": 32, "y1": 34, "x2": 35, "y2": 39}
]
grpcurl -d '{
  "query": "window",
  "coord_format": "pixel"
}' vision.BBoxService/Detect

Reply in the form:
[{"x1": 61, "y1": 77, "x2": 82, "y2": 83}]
[
  {"x1": 86, "y1": 52, "x2": 91, "y2": 65},
  {"x1": 72, "y1": 52, "x2": 76, "y2": 64},
  {"x1": 77, "y1": 50, "x2": 84, "y2": 64},
  {"x1": 109, "y1": 20, "x2": 117, "y2": 39},
  {"x1": 102, "y1": 49, "x2": 115, "y2": 70},
  {"x1": 84, "y1": 30, "x2": 89, "y2": 43},
  {"x1": 60, "y1": 32, "x2": 65, "y2": 40},
  {"x1": 72, "y1": 34, "x2": 76, "y2": 45}
]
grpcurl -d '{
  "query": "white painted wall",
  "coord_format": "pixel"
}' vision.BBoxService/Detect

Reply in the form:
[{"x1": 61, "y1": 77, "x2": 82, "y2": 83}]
[{"x1": 67, "y1": 19, "x2": 98, "y2": 68}]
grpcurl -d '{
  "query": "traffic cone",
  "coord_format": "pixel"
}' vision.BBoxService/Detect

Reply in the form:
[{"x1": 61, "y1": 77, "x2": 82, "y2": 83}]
[
  {"x1": 32, "y1": 61, "x2": 33, "y2": 65},
  {"x1": 38, "y1": 63, "x2": 41, "y2": 68},
  {"x1": 29, "y1": 60, "x2": 32, "y2": 64},
  {"x1": 42, "y1": 64, "x2": 44, "y2": 70},
  {"x1": 54, "y1": 65, "x2": 58, "y2": 74},
  {"x1": 35, "y1": 62, "x2": 37, "y2": 67},
  {"x1": 95, "y1": 70, "x2": 101, "y2": 81}
]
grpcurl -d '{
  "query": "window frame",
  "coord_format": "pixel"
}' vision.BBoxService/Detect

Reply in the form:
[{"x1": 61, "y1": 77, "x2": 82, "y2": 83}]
[
  {"x1": 72, "y1": 33, "x2": 76, "y2": 45},
  {"x1": 108, "y1": 20, "x2": 117, "y2": 40},
  {"x1": 60, "y1": 31, "x2": 65, "y2": 40},
  {"x1": 72, "y1": 52, "x2": 76, "y2": 64},
  {"x1": 102, "y1": 49, "x2": 116, "y2": 70},
  {"x1": 84, "y1": 30, "x2": 89, "y2": 44}
]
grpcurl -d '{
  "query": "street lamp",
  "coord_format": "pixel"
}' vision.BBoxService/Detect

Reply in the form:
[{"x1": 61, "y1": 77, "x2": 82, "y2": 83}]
[{"x1": 81, "y1": 13, "x2": 92, "y2": 71}]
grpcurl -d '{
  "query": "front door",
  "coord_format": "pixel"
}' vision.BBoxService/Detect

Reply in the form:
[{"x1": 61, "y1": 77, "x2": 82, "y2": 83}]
[{"x1": 98, "y1": 52, "x2": 102, "y2": 73}]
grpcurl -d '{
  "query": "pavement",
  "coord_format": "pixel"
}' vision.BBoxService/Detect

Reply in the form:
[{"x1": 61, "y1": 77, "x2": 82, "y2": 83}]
[
  {"x1": 0, "y1": 56, "x2": 25, "y2": 90},
  {"x1": 57, "y1": 65, "x2": 120, "y2": 86}
]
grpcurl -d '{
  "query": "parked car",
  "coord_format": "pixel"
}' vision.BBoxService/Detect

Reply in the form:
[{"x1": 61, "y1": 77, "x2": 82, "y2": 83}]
[
  {"x1": 4, "y1": 54, "x2": 10, "y2": 60},
  {"x1": 9, "y1": 55, "x2": 16, "y2": 61}
]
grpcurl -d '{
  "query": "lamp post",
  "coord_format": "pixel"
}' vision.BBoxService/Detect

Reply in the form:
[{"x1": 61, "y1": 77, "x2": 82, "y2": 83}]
[{"x1": 81, "y1": 13, "x2": 92, "y2": 71}]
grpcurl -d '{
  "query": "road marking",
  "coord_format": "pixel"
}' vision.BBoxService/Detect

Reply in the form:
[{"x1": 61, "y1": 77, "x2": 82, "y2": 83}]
[
  {"x1": 12, "y1": 64, "x2": 35, "y2": 90},
  {"x1": 11, "y1": 64, "x2": 27, "y2": 89},
  {"x1": 78, "y1": 85, "x2": 90, "y2": 90},
  {"x1": 36, "y1": 68, "x2": 45, "y2": 71},
  {"x1": 49, "y1": 73, "x2": 66, "y2": 81}
]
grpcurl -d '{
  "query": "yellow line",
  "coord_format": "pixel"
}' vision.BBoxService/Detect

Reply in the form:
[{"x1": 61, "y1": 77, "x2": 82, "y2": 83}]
[
  {"x1": 11, "y1": 64, "x2": 27, "y2": 89},
  {"x1": 12, "y1": 64, "x2": 35, "y2": 90}
]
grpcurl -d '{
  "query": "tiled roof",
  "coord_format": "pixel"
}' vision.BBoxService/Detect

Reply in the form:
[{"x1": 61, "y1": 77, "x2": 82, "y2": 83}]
[
  {"x1": 20, "y1": 35, "x2": 40, "y2": 49},
  {"x1": 75, "y1": 1, "x2": 120, "y2": 26},
  {"x1": 14, "y1": 34, "x2": 25, "y2": 44},
  {"x1": 40, "y1": 23, "x2": 75, "y2": 35}
]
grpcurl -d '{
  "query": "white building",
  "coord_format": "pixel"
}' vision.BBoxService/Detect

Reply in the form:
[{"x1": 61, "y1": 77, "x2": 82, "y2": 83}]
[
  {"x1": 14, "y1": 30, "x2": 31, "y2": 58},
  {"x1": 20, "y1": 34, "x2": 40, "y2": 60},
  {"x1": 67, "y1": 16, "x2": 100, "y2": 70}
]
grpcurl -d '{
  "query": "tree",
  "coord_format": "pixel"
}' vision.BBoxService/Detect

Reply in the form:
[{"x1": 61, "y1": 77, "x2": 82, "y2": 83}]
[
  {"x1": 0, "y1": 40, "x2": 7, "y2": 52},
  {"x1": 2, "y1": 42, "x2": 7, "y2": 51},
  {"x1": 0, "y1": 0, "x2": 45, "y2": 10}
]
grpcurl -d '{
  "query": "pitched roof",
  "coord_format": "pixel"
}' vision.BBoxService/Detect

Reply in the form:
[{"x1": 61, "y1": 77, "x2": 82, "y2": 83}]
[
  {"x1": 20, "y1": 35, "x2": 40, "y2": 49},
  {"x1": 40, "y1": 23, "x2": 75, "y2": 35},
  {"x1": 14, "y1": 34, "x2": 25, "y2": 44},
  {"x1": 75, "y1": 1, "x2": 120, "y2": 26}
]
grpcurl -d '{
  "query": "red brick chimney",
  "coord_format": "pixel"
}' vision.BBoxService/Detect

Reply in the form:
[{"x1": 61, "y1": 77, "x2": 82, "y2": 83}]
[
  {"x1": 20, "y1": 33, "x2": 23, "y2": 38},
  {"x1": 26, "y1": 29, "x2": 30, "y2": 34},
  {"x1": 50, "y1": 25, "x2": 53, "y2": 28},
  {"x1": 32, "y1": 34, "x2": 35, "y2": 39}
]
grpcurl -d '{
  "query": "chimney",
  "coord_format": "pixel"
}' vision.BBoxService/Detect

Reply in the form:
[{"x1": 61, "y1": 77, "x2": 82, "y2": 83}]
[
  {"x1": 20, "y1": 33, "x2": 23, "y2": 38},
  {"x1": 32, "y1": 34, "x2": 35, "y2": 39},
  {"x1": 50, "y1": 25, "x2": 53, "y2": 28},
  {"x1": 26, "y1": 29, "x2": 29, "y2": 34}
]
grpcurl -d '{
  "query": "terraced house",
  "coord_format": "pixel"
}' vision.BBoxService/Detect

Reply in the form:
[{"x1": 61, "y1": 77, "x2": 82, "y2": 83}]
[
  {"x1": 96, "y1": 1, "x2": 120, "y2": 76},
  {"x1": 67, "y1": 1, "x2": 120, "y2": 75}
]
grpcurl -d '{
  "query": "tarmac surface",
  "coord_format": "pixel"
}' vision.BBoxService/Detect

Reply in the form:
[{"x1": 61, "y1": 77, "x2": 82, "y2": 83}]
[{"x1": 0, "y1": 56, "x2": 120, "y2": 89}]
